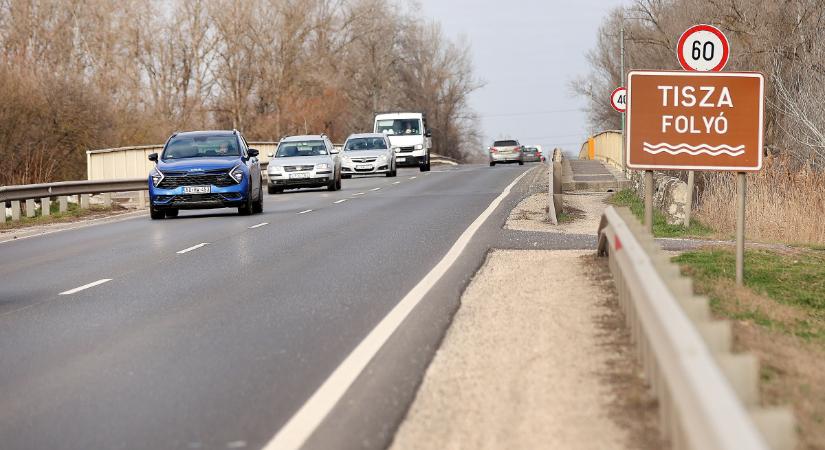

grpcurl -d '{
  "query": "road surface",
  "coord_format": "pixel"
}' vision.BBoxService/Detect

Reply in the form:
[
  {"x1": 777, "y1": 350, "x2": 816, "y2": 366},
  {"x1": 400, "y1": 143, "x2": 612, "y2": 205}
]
[{"x1": 0, "y1": 164, "x2": 534, "y2": 450}]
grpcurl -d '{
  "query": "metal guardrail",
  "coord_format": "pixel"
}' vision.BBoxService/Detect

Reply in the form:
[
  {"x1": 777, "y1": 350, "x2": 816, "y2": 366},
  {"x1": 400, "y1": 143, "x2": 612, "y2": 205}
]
[
  {"x1": 0, "y1": 179, "x2": 146, "y2": 203},
  {"x1": 597, "y1": 206, "x2": 795, "y2": 450}
]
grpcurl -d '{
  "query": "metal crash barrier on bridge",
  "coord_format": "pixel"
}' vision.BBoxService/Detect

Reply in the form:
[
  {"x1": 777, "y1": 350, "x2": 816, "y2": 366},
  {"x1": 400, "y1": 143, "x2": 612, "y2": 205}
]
[{"x1": 597, "y1": 206, "x2": 795, "y2": 450}]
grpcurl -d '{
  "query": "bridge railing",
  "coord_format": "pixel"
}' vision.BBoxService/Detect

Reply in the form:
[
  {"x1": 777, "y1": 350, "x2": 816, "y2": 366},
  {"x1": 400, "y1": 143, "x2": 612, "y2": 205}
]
[{"x1": 597, "y1": 206, "x2": 795, "y2": 450}]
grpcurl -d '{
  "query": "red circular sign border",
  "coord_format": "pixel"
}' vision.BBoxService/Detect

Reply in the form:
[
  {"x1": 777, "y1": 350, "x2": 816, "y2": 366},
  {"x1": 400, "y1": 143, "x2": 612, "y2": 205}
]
[
  {"x1": 677, "y1": 24, "x2": 730, "y2": 72},
  {"x1": 610, "y1": 86, "x2": 627, "y2": 113}
]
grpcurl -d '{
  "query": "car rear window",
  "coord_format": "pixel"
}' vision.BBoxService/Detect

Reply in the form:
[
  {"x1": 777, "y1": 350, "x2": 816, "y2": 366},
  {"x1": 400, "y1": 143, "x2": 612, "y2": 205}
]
[{"x1": 493, "y1": 140, "x2": 519, "y2": 147}]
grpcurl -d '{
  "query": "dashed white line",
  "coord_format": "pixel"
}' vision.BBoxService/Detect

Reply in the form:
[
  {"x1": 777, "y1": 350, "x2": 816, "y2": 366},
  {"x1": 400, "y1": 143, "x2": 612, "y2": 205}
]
[
  {"x1": 59, "y1": 279, "x2": 112, "y2": 295},
  {"x1": 334, "y1": 199, "x2": 348, "y2": 204},
  {"x1": 263, "y1": 169, "x2": 530, "y2": 450},
  {"x1": 298, "y1": 209, "x2": 313, "y2": 214},
  {"x1": 409, "y1": 176, "x2": 417, "y2": 180},
  {"x1": 177, "y1": 243, "x2": 209, "y2": 254},
  {"x1": 248, "y1": 222, "x2": 269, "y2": 229},
  {"x1": 370, "y1": 187, "x2": 381, "y2": 191},
  {"x1": 353, "y1": 192, "x2": 365, "y2": 196},
  {"x1": 392, "y1": 181, "x2": 401, "y2": 185}
]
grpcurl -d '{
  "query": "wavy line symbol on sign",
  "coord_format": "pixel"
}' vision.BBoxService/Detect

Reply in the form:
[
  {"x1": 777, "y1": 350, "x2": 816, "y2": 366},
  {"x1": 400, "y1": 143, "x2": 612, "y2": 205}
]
[{"x1": 642, "y1": 142, "x2": 746, "y2": 157}]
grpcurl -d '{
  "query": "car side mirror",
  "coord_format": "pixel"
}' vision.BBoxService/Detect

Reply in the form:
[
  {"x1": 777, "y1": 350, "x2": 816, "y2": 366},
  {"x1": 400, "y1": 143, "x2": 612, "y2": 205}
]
[
  {"x1": 267, "y1": 153, "x2": 274, "y2": 158},
  {"x1": 148, "y1": 153, "x2": 158, "y2": 162},
  {"x1": 248, "y1": 149, "x2": 259, "y2": 157},
  {"x1": 330, "y1": 147, "x2": 340, "y2": 154},
  {"x1": 425, "y1": 131, "x2": 432, "y2": 138}
]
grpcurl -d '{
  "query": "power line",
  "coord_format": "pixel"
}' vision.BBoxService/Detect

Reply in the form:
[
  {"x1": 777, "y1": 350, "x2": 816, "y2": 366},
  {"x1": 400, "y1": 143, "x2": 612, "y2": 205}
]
[{"x1": 478, "y1": 108, "x2": 584, "y2": 118}]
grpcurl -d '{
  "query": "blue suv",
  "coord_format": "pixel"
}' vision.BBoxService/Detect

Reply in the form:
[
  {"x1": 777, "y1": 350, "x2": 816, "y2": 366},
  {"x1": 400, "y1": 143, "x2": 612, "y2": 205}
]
[{"x1": 147, "y1": 130, "x2": 264, "y2": 219}]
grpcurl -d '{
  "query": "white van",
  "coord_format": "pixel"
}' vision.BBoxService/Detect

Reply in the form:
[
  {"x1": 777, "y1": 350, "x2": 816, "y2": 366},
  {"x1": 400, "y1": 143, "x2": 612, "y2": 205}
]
[{"x1": 374, "y1": 112, "x2": 431, "y2": 172}]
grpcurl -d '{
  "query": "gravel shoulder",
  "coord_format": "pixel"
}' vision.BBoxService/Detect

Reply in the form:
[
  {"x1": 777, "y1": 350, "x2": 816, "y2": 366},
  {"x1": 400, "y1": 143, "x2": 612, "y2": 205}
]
[
  {"x1": 389, "y1": 250, "x2": 662, "y2": 450},
  {"x1": 506, "y1": 191, "x2": 610, "y2": 236}
]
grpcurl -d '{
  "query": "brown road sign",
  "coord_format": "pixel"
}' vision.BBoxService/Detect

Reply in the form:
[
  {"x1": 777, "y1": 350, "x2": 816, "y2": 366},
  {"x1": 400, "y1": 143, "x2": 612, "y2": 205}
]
[{"x1": 627, "y1": 71, "x2": 764, "y2": 171}]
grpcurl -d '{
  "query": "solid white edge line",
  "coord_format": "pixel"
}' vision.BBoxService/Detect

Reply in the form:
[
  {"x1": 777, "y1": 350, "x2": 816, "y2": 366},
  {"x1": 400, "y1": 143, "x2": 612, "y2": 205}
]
[
  {"x1": 59, "y1": 278, "x2": 112, "y2": 295},
  {"x1": 263, "y1": 169, "x2": 529, "y2": 450},
  {"x1": 249, "y1": 222, "x2": 269, "y2": 229},
  {"x1": 176, "y1": 243, "x2": 209, "y2": 254},
  {"x1": 333, "y1": 199, "x2": 347, "y2": 204},
  {"x1": 297, "y1": 209, "x2": 313, "y2": 214}
]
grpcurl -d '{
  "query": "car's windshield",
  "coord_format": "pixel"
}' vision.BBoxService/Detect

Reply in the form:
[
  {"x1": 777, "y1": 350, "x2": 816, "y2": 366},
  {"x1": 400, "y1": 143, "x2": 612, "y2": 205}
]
[
  {"x1": 345, "y1": 137, "x2": 388, "y2": 151},
  {"x1": 276, "y1": 141, "x2": 328, "y2": 157},
  {"x1": 376, "y1": 119, "x2": 421, "y2": 136},
  {"x1": 163, "y1": 135, "x2": 240, "y2": 159},
  {"x1": 493, "y1": 140, "x2": 519, "y2": 147}
]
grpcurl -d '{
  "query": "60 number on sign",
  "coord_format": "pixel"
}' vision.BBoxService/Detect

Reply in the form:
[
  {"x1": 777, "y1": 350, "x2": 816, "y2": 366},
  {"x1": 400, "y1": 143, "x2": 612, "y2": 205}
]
[{"x1": 677, "y1": 24, "x2": 730, "y2": 72}]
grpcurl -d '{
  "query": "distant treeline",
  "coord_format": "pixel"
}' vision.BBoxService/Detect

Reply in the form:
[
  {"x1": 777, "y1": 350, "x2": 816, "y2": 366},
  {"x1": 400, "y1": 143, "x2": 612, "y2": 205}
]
[
  {"x1": 0, "y1": 0, "x2": 483, "y2": 185},
  {"x1": 574, "y1": 0, "x2": 825, "y2": 170}
]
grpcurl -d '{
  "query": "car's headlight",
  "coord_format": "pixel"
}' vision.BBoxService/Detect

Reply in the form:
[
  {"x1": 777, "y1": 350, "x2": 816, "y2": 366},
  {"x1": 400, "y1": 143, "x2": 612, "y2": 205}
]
[
  {"x1": 414, "y1": 144, "x2": 423, "y2": 150},
  {"x1": 392, "y1": 147, "x2": 400, "y2": 153},
  {"x1": 315, "y1": 163, "x2": 331, "y2": 170},
  {"x1": 269, "y1": 165, "x2": 283, "y2": 173},
  {"x1": 150, "y1": 168, "x2": 164, "y2": 187},
  {"x1": 229, "y1": 165, "x2": 245, "y2": 183},
  {"x1": 377, "y1": 154, "x2": 388, "y2": 162},
  {"x1": 341, "y1": 155, "x2": 351, "y2": 163}
]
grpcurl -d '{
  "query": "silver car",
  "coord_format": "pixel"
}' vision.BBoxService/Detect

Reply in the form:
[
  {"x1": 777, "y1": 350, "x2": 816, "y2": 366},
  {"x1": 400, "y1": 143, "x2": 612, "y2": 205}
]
[
  {"x1": 267, "y1": 135, "x2": 342, "y2": 193},
  {"x1": 489, "y1": 139, "x2": 524, "y2": 166},
  {"x1": 340, "y1": 133, "x2": 397, "y2": 178}
]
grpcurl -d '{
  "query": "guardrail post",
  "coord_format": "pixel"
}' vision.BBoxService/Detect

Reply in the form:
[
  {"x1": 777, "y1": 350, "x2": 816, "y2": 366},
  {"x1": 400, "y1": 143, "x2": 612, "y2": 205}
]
[
  {"x1": 25, "y1": 199, "x2": 36, "y2": 218},
  {"x1": 59, "y1": 196, "x2": 68, "y2": 213},
  {"x1": 80, "y1": 194, "x2": 90, "y2": 209},
  {"x1": 11, "y1": 201, "x2": 21, "y2": 221},
  {"x1": 40, "y1": 197, "x2": 51, "y2": 217},
  {"x1": 102, "y1": 193, "x2": 112, "y2": 208},
  {"x1": 137, "y1": 190, "x2": 147, "y2": 209}
]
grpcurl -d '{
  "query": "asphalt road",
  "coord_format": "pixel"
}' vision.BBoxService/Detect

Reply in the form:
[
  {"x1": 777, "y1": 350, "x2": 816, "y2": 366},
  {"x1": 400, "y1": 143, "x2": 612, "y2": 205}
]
[{"x1": 0, "y1": 164, "x2": 534, "y2": 450}]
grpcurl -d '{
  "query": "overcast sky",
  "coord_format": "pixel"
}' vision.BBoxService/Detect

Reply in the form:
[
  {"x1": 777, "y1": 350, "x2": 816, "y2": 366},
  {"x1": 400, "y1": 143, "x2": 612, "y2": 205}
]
[{"x1": 417, "y1": 0, "x2": 625, "y2": 154}]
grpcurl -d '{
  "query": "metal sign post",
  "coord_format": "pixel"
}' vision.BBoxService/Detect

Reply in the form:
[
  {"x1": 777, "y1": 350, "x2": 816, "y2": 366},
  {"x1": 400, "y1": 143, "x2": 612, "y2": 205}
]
[{"x1": 736, "y1": 172, "x2": 746, "y2": 285}]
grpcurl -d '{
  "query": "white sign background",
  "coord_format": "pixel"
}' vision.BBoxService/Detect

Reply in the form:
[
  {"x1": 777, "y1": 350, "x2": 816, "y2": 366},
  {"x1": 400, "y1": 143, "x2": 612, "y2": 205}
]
[{"x1": 678, "y1": 25, "x2": 729, "y2": 72}]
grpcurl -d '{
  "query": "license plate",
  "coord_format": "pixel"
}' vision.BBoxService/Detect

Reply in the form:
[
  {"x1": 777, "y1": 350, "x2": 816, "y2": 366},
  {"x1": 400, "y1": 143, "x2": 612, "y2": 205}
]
[
  {"x1": 356, "y1": 164, "x2": 373, "y2": 170},
  {"x1": 183, "y1": 186, "x2": 210, "y2": 194},
  {"x1": 396, "y1": 157, "x2": 406, "y2": 162},
  {"x1": 290, "y1": 173, "x2": 309, "y2": 179}
]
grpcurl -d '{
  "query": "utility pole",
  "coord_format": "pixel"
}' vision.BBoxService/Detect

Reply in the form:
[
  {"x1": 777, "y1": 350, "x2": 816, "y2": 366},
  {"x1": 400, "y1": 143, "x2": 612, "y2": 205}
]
[{"x1": 620, "y1": 19, "x2": 627, "y2": 176}]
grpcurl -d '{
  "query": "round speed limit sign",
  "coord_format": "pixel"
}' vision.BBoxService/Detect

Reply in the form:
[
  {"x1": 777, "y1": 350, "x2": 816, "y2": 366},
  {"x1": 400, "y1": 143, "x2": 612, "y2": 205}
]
[
  {"x1": 610, "y1": 87, "x2": 627, "y2": 113},
  {"x1": 677, "y1": 24, "x2": 729, "y2": 72}
]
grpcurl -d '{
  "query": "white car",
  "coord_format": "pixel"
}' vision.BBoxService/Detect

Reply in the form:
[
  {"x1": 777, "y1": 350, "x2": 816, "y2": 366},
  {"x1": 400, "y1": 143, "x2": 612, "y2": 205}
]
[
  {"x1": 266, "y1": 135, "x2": 342, "y2": 193},
  {"x1": 374, "y1": 112, "x2": 431, "y2": 172},
  {"x1": 340, "y1": 133, "x2": 397, "y2": 178}
]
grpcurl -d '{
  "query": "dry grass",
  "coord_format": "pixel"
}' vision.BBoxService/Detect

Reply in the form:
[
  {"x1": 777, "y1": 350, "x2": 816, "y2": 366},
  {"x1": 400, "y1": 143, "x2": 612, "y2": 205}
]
[{"x1": 697, "y1": 156, "x2": 825, "y2": 245}]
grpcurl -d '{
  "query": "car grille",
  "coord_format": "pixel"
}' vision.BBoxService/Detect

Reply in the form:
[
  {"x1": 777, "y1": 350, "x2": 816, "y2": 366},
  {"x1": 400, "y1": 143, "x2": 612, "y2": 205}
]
[
  {"x1": 284, "y1": 165, "x2": 315, "y2": 172},
  {"x1": 399, "y1": 147, "x2": 415, "y2": 152},
  {"x1": 171, "y1": 194, "x2": 232, "y2": 204},
  {"x1": 157, "y1": 172, "x2": 236, "y2": 189},
  {"x1": 350, "y1": 157, "x2": 377, "y2": 163}
]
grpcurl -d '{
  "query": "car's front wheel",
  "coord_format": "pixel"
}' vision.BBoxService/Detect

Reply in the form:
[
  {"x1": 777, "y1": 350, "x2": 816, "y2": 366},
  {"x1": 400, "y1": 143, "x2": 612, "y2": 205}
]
[
  {"x1": 489, "y1": 161, "x2": 495, "y2": 167},
  {"x1": 268, "y1": 184, "x2": 279, "y2": 195},
  {"x1": 518, "y1": 160, "x2": 524, "y2": 166},
  {"x1": 252, "y1": 185, "x2": 263, "y2": 213},
  {"x1": 419, "y1": 156, "x2": 431, "y2": 172},
  {"x1": 150, "y1": 204, "x2": 165, "y2": 220}
]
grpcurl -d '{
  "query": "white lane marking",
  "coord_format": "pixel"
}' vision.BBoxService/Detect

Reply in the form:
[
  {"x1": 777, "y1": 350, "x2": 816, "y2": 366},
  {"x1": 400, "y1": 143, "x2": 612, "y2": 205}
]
[
  {"x1": 370, "y1": 187, "x2": 381, "y2": 191},
  {"x1": 177, "y1": 243, "x2": 209, "y2": 254},
  {"x1": 263, "y1": 170, "x2": 529, "y2": 450},
  {"x1": 297, "y1": 209, "x2": 313, "y2": 214},
  {"x1": 248, "y1": 222, "x2": 269, "y2": 229},
  {"x1": 333, "y1": 199, "x2": 347, "y2": 204},
  {"x1": 392, "y1": 181, "x2": 401, "y2": 185},
  {"x1": 409, "y1": 176, "x2": 417, "y2": 179},
  {"x1": 352, "y1": 192, "x2": 365, "y2": 196},
  {"x1": 59, "y1": 279, "x2": 112, "y2": 295}
]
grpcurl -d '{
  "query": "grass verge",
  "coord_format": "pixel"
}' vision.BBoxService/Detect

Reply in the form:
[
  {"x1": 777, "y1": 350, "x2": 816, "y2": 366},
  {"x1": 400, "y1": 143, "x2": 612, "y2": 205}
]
[
  {"x1": 607, "y1": 189, "x2": 714, "y2": 238},
  {"x1": 674, "y1": 247, "x2": 825, "y2": 448},
  {"x1": 1, "y1": 203, "x2": 126, "y2": 231}
]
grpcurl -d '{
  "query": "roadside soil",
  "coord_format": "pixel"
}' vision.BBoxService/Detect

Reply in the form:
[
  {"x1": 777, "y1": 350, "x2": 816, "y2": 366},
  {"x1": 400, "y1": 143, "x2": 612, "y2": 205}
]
[
  {"x1": 389, "y1": 250, "x2": 664, "y2": 450},
  {"x1": 506, "y1": 191, "x2": 609, "y2": 235},
  {"x1": 0, "y1": 205, "x2": 144, "y2": 241}
]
